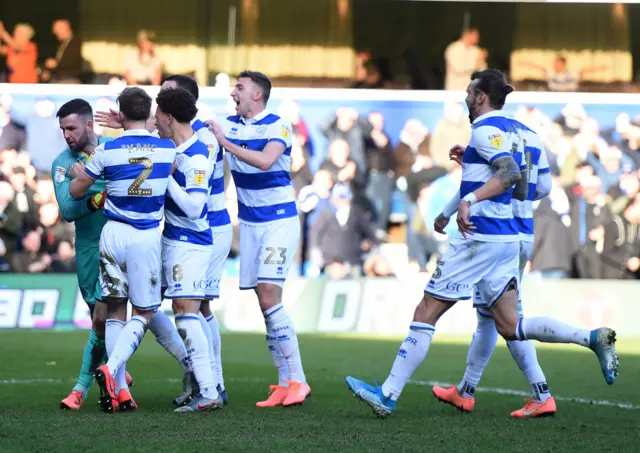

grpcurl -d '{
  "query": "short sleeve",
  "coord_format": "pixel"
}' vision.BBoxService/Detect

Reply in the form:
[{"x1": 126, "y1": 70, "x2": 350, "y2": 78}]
[
  {"x1": 267, "y1": 118, "x2": 293, "y2": 150},
  {"x1": 84, "y1": 144, "x2": 105, "y2": 180},
  {"x1": 472, "y1": 125, "x2": 513, "y2": 165},
  {"x1": 538, "y1": 147, "x2": 550, "y2": 174},
  {"x1": 183, "y1": 154, "x2": 211, "y2": 194}
]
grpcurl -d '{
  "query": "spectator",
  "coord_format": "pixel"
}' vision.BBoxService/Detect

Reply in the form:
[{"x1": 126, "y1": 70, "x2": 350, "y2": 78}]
[
  {"x1": 600, "y1": 194, "x2": 640, "y2": 280},
  {"x1": 351, "y1": 51, "x2": 371, "y2": 89},
  {"x1": 363, "y1": 254, "x2": 395, "y2": 277},
  {"x1": 0, "y1": 180, "x2": 21, "y2": 255},
  {"x1": 43, "y1": 19, "x2": 82, "y2": 84},
  {"x1": 0, "y1": 236, "x2": 9, "y2": 272},
  {"x1": 39, "y1": 202, "x2": 73, "y2": 254},
  {"x1": 0, "y1": 21, "x2": 38, "y2": 84},
  {"x1": 364, "y1": 112, "x2": 395, "y2": 237},
  {"x1": 308, "y1": 183, "x2": 380, "y2": 276},
  {"x1": 587, "y1": 140, "x2": 636, "y2": 194},
  {"x1": 51, "y1": 240, "x2": 76, "y2": 273},
  {"x1": 519, "y1": 55, "x2": 606, "y2": 92},
  {"x1": 9, "y1": 165, "x2": 39, "y2": 230},
  {"x1": 429, "y1": 102, "x2": 472, "y2": 169},
  {"x1": 444, "y1": 28, "x2": 487, "y2": 91},
  {"x1": 529, "y1": 197, "x2": 573, "y2": 279},
  {"x1": 567, "y1": 171, "x2": 610, "y2": 278},
  {"x1": 394, "y1": 119, "x2": 431, "y2": 179},
  {"x1": 9, "y1": 229, "x2": 52, "y2": 273},
  {"x1": 298, "y1": 168, "x2": 334, "y2": 228},
  {"x1": 290, "y1": 134, "x2": 313, "y2": 196},
  {"x1": 320, "y1": 138, "x2": 367, "y2": 210},
  {"x1": 319, "y1": 108, "x2": 372, "y2": 173},
  {"x1": 124, "y1": 30, "x2": 163, "y2": 86}
]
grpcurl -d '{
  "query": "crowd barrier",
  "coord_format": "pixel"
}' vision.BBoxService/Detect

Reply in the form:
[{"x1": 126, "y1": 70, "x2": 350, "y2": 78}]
[{"x1": 1, "y1": 274, "x2": 638, "y2": 338}]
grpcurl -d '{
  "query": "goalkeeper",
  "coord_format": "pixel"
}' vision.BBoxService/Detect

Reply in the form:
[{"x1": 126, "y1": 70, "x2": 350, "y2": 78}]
[{"x1": 53, "y1": 99, "x2": 126, "y2": 410}]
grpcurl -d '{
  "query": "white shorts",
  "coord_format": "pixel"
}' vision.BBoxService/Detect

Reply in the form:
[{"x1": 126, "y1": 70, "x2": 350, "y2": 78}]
[
  {"x1": 205, "y1": 226, "x2": 233, "y2": 299},
  {"x1": 475, "y1": 240, "x2": 532, "y2": 315},
  {"x1": 239, "y1": 216, "x2": 300, "y2": 290},
  {"x1": 425, "y1": 237, "x2": 519, "y2": 309},
  {"x1": 161, "y1": 239, "x2": 213, "y2": 300},
  {"x1": 99, "y1": 220, "x2": 162, "y2": 310}
]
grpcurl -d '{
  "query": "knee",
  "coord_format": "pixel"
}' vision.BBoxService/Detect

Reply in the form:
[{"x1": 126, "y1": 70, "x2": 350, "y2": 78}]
[
  {"x1": 92, "y1": 304, "x2": 107, "y2": 335},
  {"x1": 494, "y1": 317, "x2": 518, "y2": 341},
  {"x1": 413, "y1": 294, "x2": 449, "y2": 326},
  {"x1": 256, "y1": 283, "x2": 282, "y2": 311}
]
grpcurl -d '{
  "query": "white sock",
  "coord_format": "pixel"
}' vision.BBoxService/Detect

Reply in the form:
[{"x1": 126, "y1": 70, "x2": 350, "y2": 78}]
[
  {"x1": 106, "y1": 316, "x2": 147, "y2": 386},
  {"x1": 175, "y1": 313, "x2": 218, "y2": 400},
  {"x1": 458, "y1": 312, "x2": 498, "y2": 398},
  {"x1": 198, "y1": 312, "x2": 215, "y2": 377},
  {"x1": 264, "y1": 303, "x2": 306, "y2": 384},
  {"x1": 516, "y1": 317, "x2": 590, "y2": 347},
  {"x1": 507, "y1": 340, "x2": 551, "y2": 402},
  {"x1": 105, "y1": 319, "x2": 128, "y2": 391},
  {"x1": 148, "y1": 310, "x2": 190, "y2": 372},
  {"x1": 206, "y1": 313, "x2": 225, "y2": 390},
  {"x1": 381, "y1": 322, "x2": 435, "y2": 401}
]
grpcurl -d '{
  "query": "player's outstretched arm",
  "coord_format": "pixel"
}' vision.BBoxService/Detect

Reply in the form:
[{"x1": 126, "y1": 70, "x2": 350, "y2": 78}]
[
  {"x1": 207, "y1": 120, "x2": 286, "y2": 171},
  {"x1": 166, "y1": 177, "x2": 207, "y2": 220}
]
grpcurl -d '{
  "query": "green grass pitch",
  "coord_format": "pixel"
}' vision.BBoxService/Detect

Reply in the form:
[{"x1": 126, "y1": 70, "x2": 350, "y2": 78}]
[{"x1": 1, "y1": 330, "x2": 639, "y2": 452}]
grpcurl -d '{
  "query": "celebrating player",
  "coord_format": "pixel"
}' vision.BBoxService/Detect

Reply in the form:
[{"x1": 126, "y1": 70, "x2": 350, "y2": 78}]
[
  {"x1": 432, "y1": 124, "x2": 557, "y2": 418},
  {"x1": 154, "y1": 86, "x2": 222, "y2": 412},
  {"x1": 95, "y1": 75, "x2": 231, "y2": 406},
  {"x1": 207, "y1": 70, "x2": 311, "y2": 407},
  {"x1": 345, "y1": 69, "x2": 619, "y2": 418},
  {"x1": 69, "y1": 87, "x2": 177, "y2": 413}
]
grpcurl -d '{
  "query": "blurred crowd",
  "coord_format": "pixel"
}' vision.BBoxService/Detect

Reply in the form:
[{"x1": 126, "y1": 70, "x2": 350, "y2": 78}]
[{"x1": 2, "y1": 93, "x2": 639, "y2": 281}]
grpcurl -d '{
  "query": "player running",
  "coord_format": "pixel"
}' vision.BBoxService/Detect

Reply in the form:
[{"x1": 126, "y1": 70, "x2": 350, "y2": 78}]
[
  {"x1": 95, "y1": 74, "x2": 231, "y2": 407},
  {"x1": 345, "y1": 69, "x2": 619, "y2": 418},
  {"x1": 432, "y1": 126, "x2": 557, "y2": 418},
  {"x1": 70, "y1": 87, "x2": 177, "y2": 413},
  {"x1": 54, "y1": 99, "x2": 133, "y2": 410},
  {"x1": 154, "y1": 86, "x2": 223, "y2": 413},
  {"x1": 207, "y1": 70, "x2": 311, "y2": 407}
]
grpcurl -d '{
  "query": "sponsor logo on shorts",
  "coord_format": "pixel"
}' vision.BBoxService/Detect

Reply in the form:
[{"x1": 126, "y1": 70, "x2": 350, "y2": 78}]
[
  {"x1": 445, "y1": 282, "x2": 470, "y2": 293},
  {"x1": 173, "y1": 283, "x2": 182, "y2": 290},
  {"x1": 193, "y1": 280, "x2": 216, "y2": 290},
  {"x1": 397, "y1": 348, "x2": 407, "y2": 358}
]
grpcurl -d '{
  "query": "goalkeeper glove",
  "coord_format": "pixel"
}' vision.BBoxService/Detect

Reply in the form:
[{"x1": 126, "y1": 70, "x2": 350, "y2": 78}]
[{"x1": 87, "y1": 190, "x2": 107, "y2": 212}]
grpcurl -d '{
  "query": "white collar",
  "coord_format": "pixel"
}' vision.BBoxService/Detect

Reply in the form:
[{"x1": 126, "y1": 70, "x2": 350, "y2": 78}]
[
  {"x1": 241, "y1": 109, "x2": 269, "y2": 125},
  {"x1": 176, "y1": 133, "x2": 198, "y2": 154},
  {"x1": 472, "y1": 110, "x2": 507, "y2": 125},
  {"x1": 122, "y1": 129, "x2": 152, "y2": 136}
]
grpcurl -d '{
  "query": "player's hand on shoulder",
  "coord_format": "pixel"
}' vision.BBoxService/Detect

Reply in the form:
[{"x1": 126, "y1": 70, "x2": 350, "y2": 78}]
[
  {"x1": 205, "y1": 121, "x2": 227, "y2": 146},
  {"x1": 170, "y1": 160, "x2": 178, "y2": 175},
  {"x1": 95, "y1": 109, "x2": 122, "y2": 129},
  {"x1": 69, "y1": 161, "x2": 85, "y2": 179}
]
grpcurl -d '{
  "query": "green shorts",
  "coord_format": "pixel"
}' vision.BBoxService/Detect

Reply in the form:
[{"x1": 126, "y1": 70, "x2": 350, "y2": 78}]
[{"x1": 75, "y1": 244, "x2": 101, "y2": 306}]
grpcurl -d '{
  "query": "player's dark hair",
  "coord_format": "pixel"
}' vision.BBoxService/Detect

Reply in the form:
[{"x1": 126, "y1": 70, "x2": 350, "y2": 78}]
[
  {"x1": 56, "y1": 98, "x2": 93, "y2": 119},
  {"x1": 162, "y1": 74, "x2": 199, "y2": 101},
  {"x1": 238, "y1": 70, "x2": 272, "y2": 104},
  {"x1": 117, "y1": 87, "x2": 152, "y2": 122},
  {"x1": 470, "y1": 69, "x2": 514, "y2": 110},
  {"x1": 155, "y1": 87, "x2": 198, "y2": 124}
]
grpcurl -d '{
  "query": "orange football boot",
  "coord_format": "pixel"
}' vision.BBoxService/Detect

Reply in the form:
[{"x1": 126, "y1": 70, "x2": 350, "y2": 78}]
[
  {"x1": 256, "y1": 385, "x2": 289, "y2": 408},
  {"x1": 432, "y1": 385, "x2": 475, "y2": 412},
  {"x1": 60, "y1": 390, "x2": 84, "y2": 410},
  {"x1": 511, "y1": 397, "x2": 556, "y2": 419},
  {"x1": 282, "y1": 380, "x2": 311, "y2": 407},
  {"x1": 95, "y1": 365, "x2": 118, "y2": 413}
]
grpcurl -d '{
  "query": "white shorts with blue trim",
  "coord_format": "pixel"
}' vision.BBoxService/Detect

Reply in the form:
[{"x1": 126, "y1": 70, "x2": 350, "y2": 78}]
[
  {"x1": 475, "y1": 240, "x2": 532, "y2": 316},
  {"x1": 99, "y1": 220, "x2": 162, "y2": 310},
  {"x1": 205, "y1": 226, "x2": 233, "y2": 298},
  {"x1": 161, "y1": 238, "x2": 213, "y2": 300},
  {"x1": 425, "y1": 236, "x2": 519, "y2": 308},
  {"x1": 239, "y1": 216, "x2": 300, "y2": 290}
]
